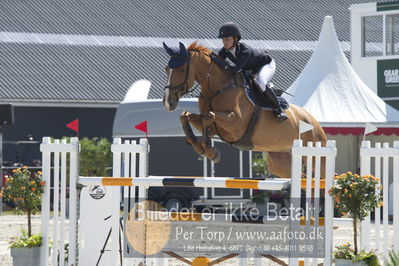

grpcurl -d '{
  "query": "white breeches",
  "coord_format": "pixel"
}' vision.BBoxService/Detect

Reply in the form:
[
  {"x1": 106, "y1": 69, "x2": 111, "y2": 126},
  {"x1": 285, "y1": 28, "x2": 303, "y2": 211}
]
[{"x1": 256, "y1": 59, "x2": 276, "y2": 92}]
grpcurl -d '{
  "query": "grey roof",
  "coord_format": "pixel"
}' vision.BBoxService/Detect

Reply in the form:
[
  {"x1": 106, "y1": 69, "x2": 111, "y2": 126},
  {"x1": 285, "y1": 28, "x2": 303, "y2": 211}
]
[
  {"x1": 2, "y1": 42, "x2": 322, "y2": 102},
  {"x1": 1, "y1": 0, "x2": 391, "y2": 41},
  {"x1": 1, "y1": 42, "x2": 168, "y2": 102},
  {"x1": 1, "y1": 0, "x2": 395, "y2": 104}
]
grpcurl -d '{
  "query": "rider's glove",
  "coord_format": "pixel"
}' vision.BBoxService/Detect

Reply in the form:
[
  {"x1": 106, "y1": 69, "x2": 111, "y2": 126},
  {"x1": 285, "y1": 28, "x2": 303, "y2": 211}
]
[{"x1": 224, "y1": 65, "x2": 238, "y2": 74}]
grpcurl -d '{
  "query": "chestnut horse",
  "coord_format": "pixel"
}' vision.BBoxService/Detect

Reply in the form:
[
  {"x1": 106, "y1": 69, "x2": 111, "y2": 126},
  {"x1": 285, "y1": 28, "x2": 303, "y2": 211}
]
[{"x1": 162, "y1": 42, "x2": 326, "y2": 178}]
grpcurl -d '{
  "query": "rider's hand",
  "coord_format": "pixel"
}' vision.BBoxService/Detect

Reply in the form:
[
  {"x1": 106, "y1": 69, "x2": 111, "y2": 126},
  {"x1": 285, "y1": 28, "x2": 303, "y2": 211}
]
[{"x1": 224, "y1": 65, "x2": 237, "y2": 73}]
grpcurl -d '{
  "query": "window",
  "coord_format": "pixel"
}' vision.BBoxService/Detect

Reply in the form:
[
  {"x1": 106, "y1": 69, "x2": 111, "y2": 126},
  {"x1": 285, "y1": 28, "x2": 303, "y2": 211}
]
[
  {"x1": 386, "y1": 14, "x2": 399, "y2": 55},
  {"x1": 362, "y1": 13, "x2": 399, "y2": 57},
  {"x1": 362, "y1": 15, "x2": 384, "y2": 57}
]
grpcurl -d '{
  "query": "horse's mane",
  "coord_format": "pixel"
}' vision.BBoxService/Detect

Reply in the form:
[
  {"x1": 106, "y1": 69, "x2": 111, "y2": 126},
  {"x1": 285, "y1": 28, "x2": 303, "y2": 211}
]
[{"x1": 188, "y1": 41, "x2": 212, "y2": 55}]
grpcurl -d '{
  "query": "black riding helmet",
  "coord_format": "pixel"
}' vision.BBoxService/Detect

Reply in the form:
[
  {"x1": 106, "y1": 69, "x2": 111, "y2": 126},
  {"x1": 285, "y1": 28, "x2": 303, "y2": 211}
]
[{"x1": 218, "y1": 22, "x2": 241, "y2": 41}]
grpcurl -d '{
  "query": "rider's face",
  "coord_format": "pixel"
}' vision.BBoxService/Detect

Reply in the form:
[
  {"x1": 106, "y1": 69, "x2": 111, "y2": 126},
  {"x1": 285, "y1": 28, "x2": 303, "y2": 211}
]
[{"x1": 222, "y1": 37, "x2": 235, "y2": 50}]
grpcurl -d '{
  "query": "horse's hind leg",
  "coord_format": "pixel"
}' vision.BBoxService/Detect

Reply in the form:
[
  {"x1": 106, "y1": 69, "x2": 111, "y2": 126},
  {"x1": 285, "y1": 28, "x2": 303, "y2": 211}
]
[{"x1": 267, "y1": 152, "x2": 291, "y2": 178}]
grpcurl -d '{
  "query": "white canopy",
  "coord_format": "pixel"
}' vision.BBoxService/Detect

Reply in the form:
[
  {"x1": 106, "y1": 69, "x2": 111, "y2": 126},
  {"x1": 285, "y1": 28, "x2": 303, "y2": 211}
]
[{"x1": 286, "y1": 16, "x2": 399, "y2": 123}]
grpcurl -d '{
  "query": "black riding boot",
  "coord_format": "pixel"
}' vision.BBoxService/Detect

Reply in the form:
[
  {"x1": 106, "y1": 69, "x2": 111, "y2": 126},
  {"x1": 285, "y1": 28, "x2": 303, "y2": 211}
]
[{"x1": 263, "y1": 85, "x2": 288, "y2": 123}]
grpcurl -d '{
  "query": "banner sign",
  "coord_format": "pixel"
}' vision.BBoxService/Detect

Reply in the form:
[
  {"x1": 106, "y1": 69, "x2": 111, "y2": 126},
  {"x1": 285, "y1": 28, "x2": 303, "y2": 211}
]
[{"x1": 377, "y1": 59, "x2": 399, "y2": 98}]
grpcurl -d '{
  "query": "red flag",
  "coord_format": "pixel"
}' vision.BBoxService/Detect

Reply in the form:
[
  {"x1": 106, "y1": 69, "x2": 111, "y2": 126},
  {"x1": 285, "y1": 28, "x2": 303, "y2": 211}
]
[
  {"x1": 134, "y1": 121, "x2": 148, "y2": 137},
  {"x1": 67, "y1": 119, "x2": 79, "y2": 133}
]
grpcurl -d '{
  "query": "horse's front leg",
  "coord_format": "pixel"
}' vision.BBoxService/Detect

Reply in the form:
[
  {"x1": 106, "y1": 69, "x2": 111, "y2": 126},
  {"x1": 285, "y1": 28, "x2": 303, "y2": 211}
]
[
  {"x1": 200, "y1": 111, "x2": 237, "y2": 163},
  {"x1": 200, "y1": 124, "x2": 221, "y2": 163},
  {"x1": 179, "y1": 111, "x2": 207, "y2": 156}
]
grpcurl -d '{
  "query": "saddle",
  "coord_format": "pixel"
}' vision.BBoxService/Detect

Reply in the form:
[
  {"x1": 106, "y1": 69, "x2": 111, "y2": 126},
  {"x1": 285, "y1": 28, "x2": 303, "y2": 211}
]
[
  {"x1": 230, "y1": 74, "x2": 289, "y2": 151},
  {"x1": 243, "y1": 75, "x2": 289, "y2": 111}
]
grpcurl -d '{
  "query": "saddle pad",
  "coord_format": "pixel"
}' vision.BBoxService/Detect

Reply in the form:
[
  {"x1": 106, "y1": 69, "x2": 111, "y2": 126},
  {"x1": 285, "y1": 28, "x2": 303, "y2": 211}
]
[{"x1": 244, "y1": 86, "x2": 289, "y2": 111}]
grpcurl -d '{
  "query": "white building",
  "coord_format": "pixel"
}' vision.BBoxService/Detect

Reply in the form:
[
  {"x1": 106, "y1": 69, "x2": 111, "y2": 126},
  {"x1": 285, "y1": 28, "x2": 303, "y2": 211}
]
[{"x1": 351, "y1": 1, "x2": 399, "y2": 110}]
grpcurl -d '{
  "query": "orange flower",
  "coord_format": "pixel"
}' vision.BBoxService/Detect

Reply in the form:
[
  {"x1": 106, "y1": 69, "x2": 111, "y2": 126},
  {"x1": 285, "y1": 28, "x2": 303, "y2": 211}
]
[
  {"x1": 40, "y1": 181, "x2": 45, "y2": 186},
  {"x1": 12, "y1": 168, "x2": 20, "y2": 173},
  {"x1": 380, "y1": 202, "x2": 384, "y2": 207},
  {"x1": 31, "y1": 188, "x2": 36, "y2": 192},
  {"x1": 0, "y1": 193, "x2": 3, "y2": 198},
  {"x1": 22, "y1": 166, "x2": 28, "y2": 169},
  {"x1": 348, "y1": 194, "x2": 352, "y2": 198},
  {"x1": 30, "y1": 181, "x2": 35, "y2": 185}
]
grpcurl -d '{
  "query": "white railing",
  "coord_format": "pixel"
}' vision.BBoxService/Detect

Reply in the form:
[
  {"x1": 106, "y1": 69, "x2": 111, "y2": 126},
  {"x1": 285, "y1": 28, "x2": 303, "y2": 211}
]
[
  {"x1": 40, "y1": 137, "x2": 399, "y2": 265},
  {"x1": 40, "y1": 137, "x2": 79, "y2": 266},
  {"x1": 111, "y1": 138, "x2": 149, "y2": 266},
  {"x1": 288, "y1": 140, "x2": 337, "y2": 266},
  {"x1": 360, "y1": 140, "x2": 399, "y2": 262}
]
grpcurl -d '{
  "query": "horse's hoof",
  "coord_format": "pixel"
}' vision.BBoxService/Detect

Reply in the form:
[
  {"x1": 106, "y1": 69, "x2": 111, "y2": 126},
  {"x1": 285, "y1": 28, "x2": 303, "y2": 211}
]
[
  {"x1": 210, "y1": 149, "x2": 221, "y2": 163},
  {"x1": 195, "y1": 148, "x2": 205, "y2": 156}
]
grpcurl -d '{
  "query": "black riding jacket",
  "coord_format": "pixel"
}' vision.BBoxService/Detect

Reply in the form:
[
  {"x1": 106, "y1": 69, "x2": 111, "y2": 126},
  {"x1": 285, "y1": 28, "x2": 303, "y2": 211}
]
[{"x1": 218, "y1": 42, "x2": 272, "y2": 74}]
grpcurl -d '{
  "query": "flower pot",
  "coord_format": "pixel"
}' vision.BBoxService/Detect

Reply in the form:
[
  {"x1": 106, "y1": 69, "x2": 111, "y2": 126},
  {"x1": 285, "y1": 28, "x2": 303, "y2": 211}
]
[
  {"x1": 335, "y1": 258, "x2": 367, "y2": 265},
  {"x1": 10, "y1": 246, "x2": 41, "y2": 266}
]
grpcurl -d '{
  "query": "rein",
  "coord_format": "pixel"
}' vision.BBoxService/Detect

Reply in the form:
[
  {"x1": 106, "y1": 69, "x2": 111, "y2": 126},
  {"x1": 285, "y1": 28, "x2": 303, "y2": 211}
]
[
  {"x1": 164, "y1": 51, "x2": 236, "y2": 113},
  {"x1": 199, "y1": 57, "x2": 238, "y2": 107},
  {"x1": 163, "y1": 56, "x2": 209, "y2": 98},
  {"x1": 198, "y1": 56, "x2": 239, "y2": 143}
]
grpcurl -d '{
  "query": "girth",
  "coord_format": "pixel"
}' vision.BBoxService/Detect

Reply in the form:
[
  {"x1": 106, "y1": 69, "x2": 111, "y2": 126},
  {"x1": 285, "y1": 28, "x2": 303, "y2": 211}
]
[{"x1": 199, "y1": 79, "x2": 261, "y2": 151}]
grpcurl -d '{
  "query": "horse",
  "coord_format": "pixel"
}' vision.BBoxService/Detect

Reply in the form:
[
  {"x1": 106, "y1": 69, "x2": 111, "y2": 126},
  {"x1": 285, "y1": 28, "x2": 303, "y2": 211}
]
[{"x1": 162, "y1": 41, "x2": 327, "y2": 178}]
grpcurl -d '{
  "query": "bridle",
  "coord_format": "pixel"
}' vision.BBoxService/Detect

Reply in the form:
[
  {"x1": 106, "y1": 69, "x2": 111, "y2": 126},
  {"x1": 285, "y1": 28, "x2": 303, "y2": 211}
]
[
  {"x1": 163, "y1": 51, "x2": 231, "y2": 142},
  {"x1": 164, "y1": 58, "x2": 191, "y2": 96},
  {"x1": 163, "y1": 55, "x2": 207, "y2": 98}
]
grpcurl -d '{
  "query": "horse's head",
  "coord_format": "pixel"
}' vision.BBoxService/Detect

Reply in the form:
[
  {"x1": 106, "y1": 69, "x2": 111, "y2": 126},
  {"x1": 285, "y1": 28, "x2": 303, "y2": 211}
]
[{"x1": 162, "y1": 42, "x2": 195, "y2": 111}]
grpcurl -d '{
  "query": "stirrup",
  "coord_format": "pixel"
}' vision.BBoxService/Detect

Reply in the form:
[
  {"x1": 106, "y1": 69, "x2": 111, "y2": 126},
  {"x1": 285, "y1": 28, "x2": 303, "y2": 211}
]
[{"x1": 273, "y1": 110, "x2": 288, "y2": 123}]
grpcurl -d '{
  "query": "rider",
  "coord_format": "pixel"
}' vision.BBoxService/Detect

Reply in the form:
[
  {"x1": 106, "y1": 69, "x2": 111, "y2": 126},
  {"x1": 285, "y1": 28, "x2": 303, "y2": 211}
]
[{"x1": 215, "y1": 22, "x2": 288, "y2": 122}]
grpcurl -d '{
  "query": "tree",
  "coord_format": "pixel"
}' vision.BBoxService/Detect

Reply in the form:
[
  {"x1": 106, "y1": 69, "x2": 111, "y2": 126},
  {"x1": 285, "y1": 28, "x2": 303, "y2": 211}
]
[{"x1": 78, "y1": 137, "x2": 112, "y2": 176}]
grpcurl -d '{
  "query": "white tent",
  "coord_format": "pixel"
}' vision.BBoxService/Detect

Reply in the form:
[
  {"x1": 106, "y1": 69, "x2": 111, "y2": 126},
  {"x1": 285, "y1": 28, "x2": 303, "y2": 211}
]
[
  {"x1": 286, "y1": 16, "x2": 399, "y2": 173},
  {"x1": 287, "y1": 16, "x2": 399, "y2": 123}
]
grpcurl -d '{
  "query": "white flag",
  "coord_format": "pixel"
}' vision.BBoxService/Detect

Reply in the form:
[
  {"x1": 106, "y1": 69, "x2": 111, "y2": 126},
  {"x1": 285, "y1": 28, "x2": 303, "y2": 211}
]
[
  {"x1": 299, "y1": 120, "x2": 314, "y2": 134},
  {"x1": 364, "y1": 123, "x2": 378, "y2": 135}
]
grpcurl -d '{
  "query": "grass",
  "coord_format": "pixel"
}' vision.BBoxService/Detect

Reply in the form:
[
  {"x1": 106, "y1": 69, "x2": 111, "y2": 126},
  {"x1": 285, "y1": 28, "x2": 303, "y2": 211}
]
[{"x1": 0, "y1": 210, "x2": 14, "y2": 215}]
